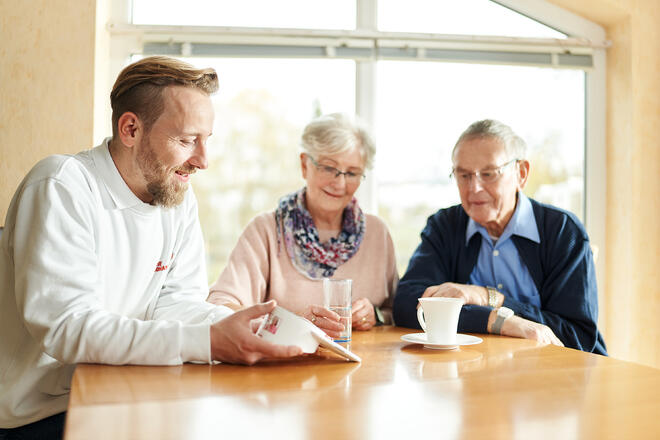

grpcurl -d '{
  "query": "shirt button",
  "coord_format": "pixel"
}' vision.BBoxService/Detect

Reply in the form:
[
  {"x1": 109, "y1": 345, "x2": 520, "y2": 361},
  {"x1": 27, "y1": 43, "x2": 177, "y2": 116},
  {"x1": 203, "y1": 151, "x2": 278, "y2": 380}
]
[
  {"x1": 493, "y1": 250, "x2": 500, "y2": 257},
  {"x1": 497, "y1": 283, "x2": 503, "y2": 289}
]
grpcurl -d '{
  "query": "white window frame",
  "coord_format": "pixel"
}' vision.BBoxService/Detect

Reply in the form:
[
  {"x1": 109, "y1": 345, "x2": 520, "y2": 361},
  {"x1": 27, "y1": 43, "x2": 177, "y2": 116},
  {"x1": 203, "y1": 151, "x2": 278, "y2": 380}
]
[{"x1": 104, "y1": 0, "x2": 607, "y2": 302}]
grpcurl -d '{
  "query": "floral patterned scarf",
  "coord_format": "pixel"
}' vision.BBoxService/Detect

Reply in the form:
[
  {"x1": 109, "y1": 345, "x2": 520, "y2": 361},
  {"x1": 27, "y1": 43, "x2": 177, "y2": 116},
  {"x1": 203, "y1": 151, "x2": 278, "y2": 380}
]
[{"x1": 275, "y1": 187, "x2": 365, "y2": 279}]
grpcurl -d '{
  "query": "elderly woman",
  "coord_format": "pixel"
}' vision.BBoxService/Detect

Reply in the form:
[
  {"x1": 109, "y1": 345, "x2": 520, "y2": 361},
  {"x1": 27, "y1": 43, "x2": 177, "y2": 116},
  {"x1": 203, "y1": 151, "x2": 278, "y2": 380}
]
[{"x1": 208, "y1": 113, "x2": 398, "y2": 334}]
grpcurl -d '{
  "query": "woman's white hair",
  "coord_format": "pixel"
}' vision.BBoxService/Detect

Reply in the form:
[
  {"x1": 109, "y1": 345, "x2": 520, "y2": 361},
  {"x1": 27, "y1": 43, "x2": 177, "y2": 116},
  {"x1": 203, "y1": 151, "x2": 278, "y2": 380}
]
[
  {"x1": 300, "y1": 113, "x2": 376, "y2": 169},
  {"x1": 452, "y1": 119, "x2": 527, "y2": 161}
]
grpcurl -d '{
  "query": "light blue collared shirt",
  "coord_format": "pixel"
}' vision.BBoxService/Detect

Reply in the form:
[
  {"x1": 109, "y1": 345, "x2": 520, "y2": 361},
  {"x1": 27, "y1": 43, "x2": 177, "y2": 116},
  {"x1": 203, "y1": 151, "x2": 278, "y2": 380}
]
[{"x1": 467, "y1": 193, "x2": 541, "y2": 307}]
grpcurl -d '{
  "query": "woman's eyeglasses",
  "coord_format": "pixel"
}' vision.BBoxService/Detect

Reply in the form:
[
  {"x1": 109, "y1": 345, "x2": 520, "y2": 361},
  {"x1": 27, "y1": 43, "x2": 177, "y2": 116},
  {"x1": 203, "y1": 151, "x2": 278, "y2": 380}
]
[{"x1": 307, "y1": 155, "x2": 366, "y2": 184}]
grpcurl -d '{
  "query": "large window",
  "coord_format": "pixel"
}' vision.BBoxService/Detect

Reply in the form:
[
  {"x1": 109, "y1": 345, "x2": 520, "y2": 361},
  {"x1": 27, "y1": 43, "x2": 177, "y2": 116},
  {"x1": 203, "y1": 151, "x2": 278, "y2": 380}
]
[
  {"x1": 185, "y1": 58, "x2": 354, "y2": 278},
  {"x1": 113, "y1": 0, "x2": 605, "y2": 282},
  {"x1": 375, "y1": 61, "x2": 584, "y2": 270}
]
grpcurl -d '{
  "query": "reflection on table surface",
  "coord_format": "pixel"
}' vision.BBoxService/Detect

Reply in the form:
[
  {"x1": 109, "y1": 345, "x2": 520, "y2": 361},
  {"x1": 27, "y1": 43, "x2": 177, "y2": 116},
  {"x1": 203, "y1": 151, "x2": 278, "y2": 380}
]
[{"x1": 65, "y1": 327, "x2": 660, "y2": 439}]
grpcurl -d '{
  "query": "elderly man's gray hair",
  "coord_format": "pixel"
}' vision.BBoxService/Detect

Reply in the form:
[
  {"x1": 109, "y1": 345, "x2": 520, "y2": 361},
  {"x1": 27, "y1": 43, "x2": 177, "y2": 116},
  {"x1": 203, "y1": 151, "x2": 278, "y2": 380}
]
[
  {"x1": 301, "y1": 113, "x2": 376, "y2": 169},
  {"x1": 452, "y1": 119, "x2": 527, "y2": 162}
]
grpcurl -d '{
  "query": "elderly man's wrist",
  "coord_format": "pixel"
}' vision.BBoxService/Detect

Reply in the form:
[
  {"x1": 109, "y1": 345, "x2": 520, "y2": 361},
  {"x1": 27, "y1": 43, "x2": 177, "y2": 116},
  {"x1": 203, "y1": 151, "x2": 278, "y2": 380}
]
[
  {"x1": 482, "y1": 286, "x2": 490, "y2": 306},
  {"x1": 486, "y1": 309, "x2": 497, "y2": 333},
  {"x1": 486, "y1": 286, "x2": 505, "y2": 308}
]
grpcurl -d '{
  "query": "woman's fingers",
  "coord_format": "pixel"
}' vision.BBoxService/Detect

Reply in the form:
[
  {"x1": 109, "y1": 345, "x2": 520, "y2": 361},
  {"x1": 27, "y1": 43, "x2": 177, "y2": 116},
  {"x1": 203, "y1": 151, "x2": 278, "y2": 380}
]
[
  {"x1": 310, "y1": 305, "x2": 341, "y2": 321},
  {"x1": 314, "y1": 315, "x2": 344, "y2": 332},
  {"x1": 351, "y1": 298, "x2": 374, "y2": 330},
  {"x1": 351, "y1": 297, "x2": 368, "y2": 313},
  {"x1": 303, "y1": 305, "x2": 344, "y2": 337}
]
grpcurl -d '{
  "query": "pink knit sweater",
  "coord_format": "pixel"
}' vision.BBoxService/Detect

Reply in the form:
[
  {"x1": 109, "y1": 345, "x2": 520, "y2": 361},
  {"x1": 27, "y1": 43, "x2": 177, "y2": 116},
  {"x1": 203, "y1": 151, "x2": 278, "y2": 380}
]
[{"x1": 208, "y1": 212, "x2": 398, "y2": 323}]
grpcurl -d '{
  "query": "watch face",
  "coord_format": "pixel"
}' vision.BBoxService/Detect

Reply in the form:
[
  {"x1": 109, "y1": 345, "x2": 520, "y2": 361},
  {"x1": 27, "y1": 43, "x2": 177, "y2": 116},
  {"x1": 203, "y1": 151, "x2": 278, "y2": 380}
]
[
  {"x1": 498, "y1": 307, "x2": 514, "y2": 319},
  {"x1": 374, "y1": 306, "x2": 384, "y2": 324}
]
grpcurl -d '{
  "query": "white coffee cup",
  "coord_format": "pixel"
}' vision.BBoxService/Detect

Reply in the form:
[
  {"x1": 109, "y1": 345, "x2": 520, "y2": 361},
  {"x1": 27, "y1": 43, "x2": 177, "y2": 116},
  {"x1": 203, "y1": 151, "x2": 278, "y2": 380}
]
[{"x1": 417, "y1": 297, "x2": 465, "y2": 344}]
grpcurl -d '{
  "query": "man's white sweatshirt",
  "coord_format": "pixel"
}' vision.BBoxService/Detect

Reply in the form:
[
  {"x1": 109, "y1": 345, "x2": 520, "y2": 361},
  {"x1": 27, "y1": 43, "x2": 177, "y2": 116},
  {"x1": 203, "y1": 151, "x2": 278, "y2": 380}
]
[{"x1": 0, "y1": 140, "x2": 231, "y2": 428}]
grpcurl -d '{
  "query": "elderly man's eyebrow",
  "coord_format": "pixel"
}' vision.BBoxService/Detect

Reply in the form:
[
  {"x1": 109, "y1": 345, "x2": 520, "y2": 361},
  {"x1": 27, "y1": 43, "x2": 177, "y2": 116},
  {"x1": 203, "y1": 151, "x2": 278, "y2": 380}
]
[
  {"x1": 453, "y1": 166, "x2": 476, "y2": 172},
  {"x1": 455, "y1": 164, "x2": 500, "y2": 172}
]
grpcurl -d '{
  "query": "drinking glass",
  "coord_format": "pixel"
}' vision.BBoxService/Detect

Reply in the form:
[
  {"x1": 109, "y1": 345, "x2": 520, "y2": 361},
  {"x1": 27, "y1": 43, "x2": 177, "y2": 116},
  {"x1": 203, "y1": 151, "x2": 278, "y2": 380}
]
[{"x1": 323, "y1": 278, "x2": 352, "y2": 346}]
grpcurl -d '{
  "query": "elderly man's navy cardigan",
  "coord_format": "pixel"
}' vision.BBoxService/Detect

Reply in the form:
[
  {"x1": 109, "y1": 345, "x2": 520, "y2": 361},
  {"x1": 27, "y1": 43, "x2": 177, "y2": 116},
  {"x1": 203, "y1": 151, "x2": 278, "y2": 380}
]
[{"x1": 393, "y1": 198, "x2": 607, "y2": 355}]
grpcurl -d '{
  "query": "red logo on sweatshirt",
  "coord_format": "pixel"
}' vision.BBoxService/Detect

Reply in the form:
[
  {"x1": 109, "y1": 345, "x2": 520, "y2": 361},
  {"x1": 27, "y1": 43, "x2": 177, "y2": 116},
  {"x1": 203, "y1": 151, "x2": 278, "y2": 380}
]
[{"x1": 155, "y1": 261, "x2": 168, "y2": 272}]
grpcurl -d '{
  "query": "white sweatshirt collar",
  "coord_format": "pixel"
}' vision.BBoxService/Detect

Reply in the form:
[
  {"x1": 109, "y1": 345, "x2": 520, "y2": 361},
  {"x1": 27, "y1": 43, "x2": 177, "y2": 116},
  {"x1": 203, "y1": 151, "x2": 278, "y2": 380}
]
[{"x1": 91, "y1": 138, "x2": 159, "y2": 214}]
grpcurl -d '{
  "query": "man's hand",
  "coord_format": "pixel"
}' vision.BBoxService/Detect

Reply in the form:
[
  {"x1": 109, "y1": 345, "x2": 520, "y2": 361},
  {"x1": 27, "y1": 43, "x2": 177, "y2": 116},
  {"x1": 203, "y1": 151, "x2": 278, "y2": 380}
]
[
  {"x1": 421, "y1": 282, "x2": 490, "y2": 306},
  {"x1": 489, "y1": 312, "x2": 564, "y2": 346},
  {"x1": 210, "y1": 300, "x2": 303, "y2": 365}
]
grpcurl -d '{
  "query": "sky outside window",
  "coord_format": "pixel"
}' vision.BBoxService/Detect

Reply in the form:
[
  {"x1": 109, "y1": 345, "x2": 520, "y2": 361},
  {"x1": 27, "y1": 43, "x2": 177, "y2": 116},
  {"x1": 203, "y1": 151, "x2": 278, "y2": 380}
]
[
  {"x1": 378, "y1": 0, "x2": 567, "y2": 38},
  {"x1": 132, "y1": 0, "x2": 356, "y2": 29}
]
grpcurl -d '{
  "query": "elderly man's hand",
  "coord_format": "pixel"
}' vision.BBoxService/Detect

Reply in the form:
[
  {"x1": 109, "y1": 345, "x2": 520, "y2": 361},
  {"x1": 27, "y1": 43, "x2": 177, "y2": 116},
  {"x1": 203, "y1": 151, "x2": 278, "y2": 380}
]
[
  {"x1": 210, "y1": 300, "x2": 303, "y2": 365},
  {"x1": 421, "y1": 282, "x2": 489, "y2": 306},
  {"x1": 495, "y1": 314, "x2": 564, "y2": 346}
]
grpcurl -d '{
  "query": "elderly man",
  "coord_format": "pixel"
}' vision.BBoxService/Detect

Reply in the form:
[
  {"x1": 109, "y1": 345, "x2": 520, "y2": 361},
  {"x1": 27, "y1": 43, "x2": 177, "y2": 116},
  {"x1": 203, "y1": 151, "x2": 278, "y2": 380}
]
[
  {"x1": 0, "y1": 56, "x2": 301, "y2": 438},
  {"x1": 393, "y1": 119, "x2": 606, "y2": 354}
]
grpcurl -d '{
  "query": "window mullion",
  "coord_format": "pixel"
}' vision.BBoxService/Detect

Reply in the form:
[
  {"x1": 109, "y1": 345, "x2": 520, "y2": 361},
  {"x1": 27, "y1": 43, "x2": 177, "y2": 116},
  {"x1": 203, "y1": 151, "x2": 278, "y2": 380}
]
[
  {"x1": 355, "y1": 0, "x2": 378, "y2": 214},
  {"x1": 585, "y1": 48, "x2": 607, "y2": 317}
]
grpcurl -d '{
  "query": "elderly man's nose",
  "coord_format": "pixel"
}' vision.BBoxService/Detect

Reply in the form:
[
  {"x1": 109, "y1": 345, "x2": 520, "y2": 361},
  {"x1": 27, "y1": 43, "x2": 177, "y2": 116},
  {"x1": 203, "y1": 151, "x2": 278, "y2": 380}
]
[{"x1": 467, "y1": 175, "x2": 483, "y2": 191}]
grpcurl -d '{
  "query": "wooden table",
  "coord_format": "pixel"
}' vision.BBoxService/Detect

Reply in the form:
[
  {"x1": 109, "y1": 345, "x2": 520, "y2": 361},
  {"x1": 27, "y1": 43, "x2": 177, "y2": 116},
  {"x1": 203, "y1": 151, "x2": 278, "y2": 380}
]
[{"x1": 65, "y1": 327, "x2": 660, "y2": 439}]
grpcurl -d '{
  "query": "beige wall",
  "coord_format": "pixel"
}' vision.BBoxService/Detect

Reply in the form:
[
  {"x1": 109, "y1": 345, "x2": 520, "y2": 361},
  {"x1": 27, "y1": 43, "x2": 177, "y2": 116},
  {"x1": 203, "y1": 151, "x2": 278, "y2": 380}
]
[
  {"x1": 0, "y1": 0, "x2": 97, "y2": 215},
  {"x1": 546, "y1": 0, "x2": 660, "y2": 368},
  {"x1": 1, "y1": 0, "x2": 658, "y2": 367}
]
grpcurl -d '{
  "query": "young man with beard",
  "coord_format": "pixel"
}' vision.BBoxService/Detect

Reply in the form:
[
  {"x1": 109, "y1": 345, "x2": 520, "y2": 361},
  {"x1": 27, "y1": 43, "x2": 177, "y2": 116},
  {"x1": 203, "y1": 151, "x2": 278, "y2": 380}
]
[{"x1": 0, "y1": 56, "x2": 302, "y2": 439}]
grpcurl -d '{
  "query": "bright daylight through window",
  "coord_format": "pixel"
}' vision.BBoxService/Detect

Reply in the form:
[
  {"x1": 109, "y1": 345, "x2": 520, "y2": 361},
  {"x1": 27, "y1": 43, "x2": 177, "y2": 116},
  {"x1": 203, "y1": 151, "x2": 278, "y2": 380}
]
[{"x1": 129, "y1": 0, "x2": 589, "y2": 279}]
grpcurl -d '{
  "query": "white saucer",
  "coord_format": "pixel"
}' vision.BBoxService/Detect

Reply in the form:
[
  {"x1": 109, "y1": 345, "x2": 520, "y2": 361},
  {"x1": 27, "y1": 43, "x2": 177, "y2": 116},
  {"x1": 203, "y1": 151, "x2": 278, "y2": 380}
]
[{"x1": 401, "y1": 333, "x2": 483, "y2": 350}]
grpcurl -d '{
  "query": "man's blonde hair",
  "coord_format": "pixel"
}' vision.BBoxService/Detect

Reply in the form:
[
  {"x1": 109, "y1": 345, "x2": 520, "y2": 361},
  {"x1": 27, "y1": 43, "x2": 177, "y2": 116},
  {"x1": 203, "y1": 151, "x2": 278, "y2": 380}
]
[{"x1": 110, "y1": 56, "x2": 219, "y2": 138}]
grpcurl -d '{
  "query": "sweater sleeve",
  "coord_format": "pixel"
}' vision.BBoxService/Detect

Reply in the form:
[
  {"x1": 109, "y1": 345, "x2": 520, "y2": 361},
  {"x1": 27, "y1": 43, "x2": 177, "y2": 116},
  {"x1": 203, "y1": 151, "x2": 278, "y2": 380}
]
[
  {"x1": 13, "y1": 177, "x2": 218, "y2": 365},
  {"x1": 509, "y1": 217, "x2": 606, "y2": 354},
  {"x1": 394, "y1": 211, "x2": 492, "y2": 330},
  {"x1": 393, "y1": 210, "x2": 492, "y2": 332},
  {"x1": 207, "y1": 214, "x2": 272, "y2": 308},
  {"x1": 147, "y1": 190, "x2": 234, "y2": 361},
  {"x1": 377, "y1": 218, "x2": 399, "y2": 325}
]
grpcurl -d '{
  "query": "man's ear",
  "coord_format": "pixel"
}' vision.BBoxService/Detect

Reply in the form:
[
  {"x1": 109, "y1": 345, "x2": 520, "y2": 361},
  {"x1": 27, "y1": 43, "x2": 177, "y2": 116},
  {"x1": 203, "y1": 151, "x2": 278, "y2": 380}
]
[
  {"x1": 116, "y1": 112, "x2": 142, "y2": 148},
  {"x1": 517, "y1": 159, "x2": 530, "y2": 190}
]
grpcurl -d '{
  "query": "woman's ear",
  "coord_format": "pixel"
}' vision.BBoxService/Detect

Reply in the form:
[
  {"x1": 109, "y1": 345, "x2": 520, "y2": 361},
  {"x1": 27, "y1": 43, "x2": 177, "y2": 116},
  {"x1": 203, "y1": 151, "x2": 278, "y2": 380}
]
[{"x1": 300, "y1": 153, "x2": 309, "y2": 179}]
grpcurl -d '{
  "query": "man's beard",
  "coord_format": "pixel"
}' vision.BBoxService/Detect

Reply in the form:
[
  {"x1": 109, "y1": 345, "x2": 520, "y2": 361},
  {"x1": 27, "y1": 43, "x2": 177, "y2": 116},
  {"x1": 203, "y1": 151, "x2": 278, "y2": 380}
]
[{"x1": 137, "y1": 137, "x2": 196, "y2": 208}]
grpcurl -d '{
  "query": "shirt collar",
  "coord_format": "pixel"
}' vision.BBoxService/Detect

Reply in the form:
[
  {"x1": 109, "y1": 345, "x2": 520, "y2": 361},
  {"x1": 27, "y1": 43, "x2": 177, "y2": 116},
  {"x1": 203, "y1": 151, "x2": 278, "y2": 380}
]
[
  {"x1": 91, "y1": 138, "x2": 159, "y2": 213},
  {"x1": 465, "y1": 192, "x2": 540, "y2": 246}
]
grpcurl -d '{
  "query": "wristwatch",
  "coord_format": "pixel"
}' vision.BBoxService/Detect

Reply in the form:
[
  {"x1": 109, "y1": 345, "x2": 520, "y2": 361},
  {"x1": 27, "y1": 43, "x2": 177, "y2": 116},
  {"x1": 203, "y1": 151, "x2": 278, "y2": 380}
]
[
  {"x1": 491, "y1": 307, "x2": 514, "y2": 335},
  {"x1": 374, "y1": 305, "x2": 385, "y2": 326},
  {"x1": 486, "y1": 286, "x2": 500, "y2": 308}
]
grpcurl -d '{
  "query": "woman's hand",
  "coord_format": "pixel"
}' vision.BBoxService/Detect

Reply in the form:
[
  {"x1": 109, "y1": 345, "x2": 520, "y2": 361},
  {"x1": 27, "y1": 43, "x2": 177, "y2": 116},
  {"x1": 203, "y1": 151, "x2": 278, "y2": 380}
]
[
  {"x1": 352, "y1": 297, "x2": 376, "y2": 331},
  {"x1": 302, "y1": 305, "x2": 344, "y2": 338}
]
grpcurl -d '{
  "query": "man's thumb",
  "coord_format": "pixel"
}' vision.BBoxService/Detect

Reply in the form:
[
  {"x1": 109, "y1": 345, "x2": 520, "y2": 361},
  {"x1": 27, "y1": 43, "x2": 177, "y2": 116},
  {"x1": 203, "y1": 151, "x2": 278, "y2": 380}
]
[{"x1": 242, "y1": 300, "x2": 278, "y2": 319}]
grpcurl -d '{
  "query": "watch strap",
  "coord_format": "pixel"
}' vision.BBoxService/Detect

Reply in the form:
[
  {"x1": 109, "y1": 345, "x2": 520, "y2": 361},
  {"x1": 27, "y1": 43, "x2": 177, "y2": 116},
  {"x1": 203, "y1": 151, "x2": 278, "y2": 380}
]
[
  {"x1": 492, "y1": 314, "x2": 507, "y2": 334},
  {"x1": 487, "y1": 286, "x2": 499, "y2": 308}
]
